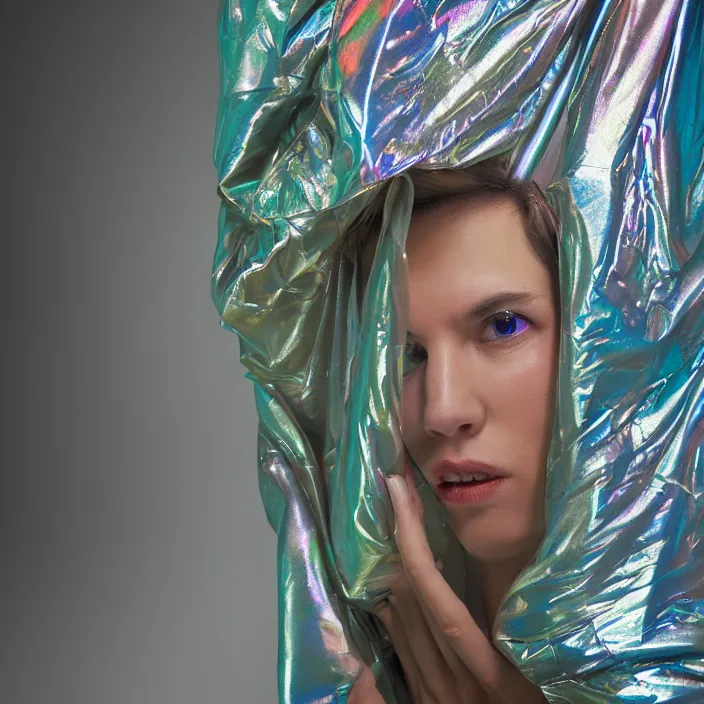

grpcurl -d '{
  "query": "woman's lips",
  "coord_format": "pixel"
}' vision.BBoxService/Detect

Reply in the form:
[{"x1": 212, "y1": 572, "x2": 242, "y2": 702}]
[
  {"x1": 435, "y1": 477, "x2": 506, "y2": 505},
  {"x1": 430, "y1": 459, "x2": 508, "y2": 505},
  {"x1": 431, "y1": 458, "x2": 508, "y2": 481}
]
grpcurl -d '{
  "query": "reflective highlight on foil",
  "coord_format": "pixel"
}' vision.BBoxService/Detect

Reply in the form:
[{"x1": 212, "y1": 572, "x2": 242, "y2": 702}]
[{"x1": 212, "y1": 0, "x2": 704, "y2": 701}]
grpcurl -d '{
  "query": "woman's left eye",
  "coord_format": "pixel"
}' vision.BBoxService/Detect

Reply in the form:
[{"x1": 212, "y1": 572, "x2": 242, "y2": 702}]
[
  {"x1": 402, "y1": 340, "x2": 427, "y2": 376},
  {"x1": 482, "y1": 311, "x2": 530, "y2": 341}
]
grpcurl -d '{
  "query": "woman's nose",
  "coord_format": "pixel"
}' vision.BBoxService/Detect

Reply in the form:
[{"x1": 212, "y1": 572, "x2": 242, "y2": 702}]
[{"x1": 422, "y1": 349, "x2": 486, "y2": 439}]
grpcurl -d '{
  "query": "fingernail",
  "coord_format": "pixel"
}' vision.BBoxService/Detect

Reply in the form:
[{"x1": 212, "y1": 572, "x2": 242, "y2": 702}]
[{"x1": 385, "y1": 475, "x2": 407, "y2": 501}]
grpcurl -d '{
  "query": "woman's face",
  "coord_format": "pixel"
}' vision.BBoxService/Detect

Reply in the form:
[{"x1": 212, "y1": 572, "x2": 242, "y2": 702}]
[{"x1": 401, "y1": 193, "x2": 559, "y2": 565}]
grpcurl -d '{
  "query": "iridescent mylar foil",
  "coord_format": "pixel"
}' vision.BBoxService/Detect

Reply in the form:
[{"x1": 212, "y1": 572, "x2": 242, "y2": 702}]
[{"x1": 211, "y1": 0, "x2": 704, "y2": 701}]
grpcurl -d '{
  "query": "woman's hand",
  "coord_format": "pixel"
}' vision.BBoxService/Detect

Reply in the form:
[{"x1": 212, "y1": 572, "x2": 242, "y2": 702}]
[
  {"x1": 372, "y1": 456, "x2": 547, "y2": 704},
  {"x1": 347, "y1": 664, "x2": 385, "y2": 704}
]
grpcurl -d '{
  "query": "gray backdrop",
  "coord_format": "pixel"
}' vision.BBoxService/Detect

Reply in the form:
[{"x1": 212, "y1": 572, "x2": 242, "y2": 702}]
[{"x1": 5, "y1": 2, "x2": 278, "y2": 702}]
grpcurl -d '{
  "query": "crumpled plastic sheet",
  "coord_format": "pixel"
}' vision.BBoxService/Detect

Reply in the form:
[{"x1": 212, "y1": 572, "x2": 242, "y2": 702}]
[{"x1": 211, "y1": 0, "x2": 704, "y2": 701}]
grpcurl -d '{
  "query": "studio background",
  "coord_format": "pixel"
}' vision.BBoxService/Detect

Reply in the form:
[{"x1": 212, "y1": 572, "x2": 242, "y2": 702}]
[{"x1": 5, "y1": 2, "x2": 278, "y2": 702}]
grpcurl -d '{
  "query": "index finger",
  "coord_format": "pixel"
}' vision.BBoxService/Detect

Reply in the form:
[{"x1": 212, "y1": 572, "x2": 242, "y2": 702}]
[{"x1": 385, "y1": 474, "x2": 502, "y2": 689}]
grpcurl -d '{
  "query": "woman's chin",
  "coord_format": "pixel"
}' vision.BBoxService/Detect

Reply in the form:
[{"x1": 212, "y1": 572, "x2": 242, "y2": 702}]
[{"x1": 452, "y1": 522, "x2": 543, "y2": 566}]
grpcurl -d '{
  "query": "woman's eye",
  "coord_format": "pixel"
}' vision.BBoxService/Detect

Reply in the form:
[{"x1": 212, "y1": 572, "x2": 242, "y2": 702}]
[
  {"x1": 483, "y1": 311, "x2": 530, "y2": 341},
  {"x1": 402, "y1": 340, "x2": 426, "y2": 376}
]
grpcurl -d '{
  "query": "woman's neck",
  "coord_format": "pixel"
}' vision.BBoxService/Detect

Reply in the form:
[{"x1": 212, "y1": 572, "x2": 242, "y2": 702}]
[{"x1": 478, "y1": 548, "x2": 537, "y2": 633}]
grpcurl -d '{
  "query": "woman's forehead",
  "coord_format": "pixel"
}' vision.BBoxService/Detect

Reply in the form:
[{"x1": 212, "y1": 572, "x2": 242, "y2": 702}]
[
  {"x1": 404, "y1": 198, "x2": 553, "y2": 307},
  {"x1": 409, "y1": 191, "x2": 521, "y2": 234},
  {"x1": 406, "y1": 196, "x2": 527, "y2": 261}
]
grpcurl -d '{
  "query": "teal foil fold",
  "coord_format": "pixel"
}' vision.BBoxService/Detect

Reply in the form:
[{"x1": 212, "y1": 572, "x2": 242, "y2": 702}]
[{"x1": 212, "y1": 0, "x2": 704, "y2": 701}]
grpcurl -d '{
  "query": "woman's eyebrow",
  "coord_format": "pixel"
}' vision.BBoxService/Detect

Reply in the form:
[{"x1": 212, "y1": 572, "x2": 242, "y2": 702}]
[{"x1": 466, "y1": 291, "x2": 537, "y2": 319}]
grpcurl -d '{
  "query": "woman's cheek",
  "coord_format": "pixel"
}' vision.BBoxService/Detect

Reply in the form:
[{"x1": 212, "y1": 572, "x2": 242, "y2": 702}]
[{"x1": 500, "y1": 339, "x2": 557, "y2": 453}]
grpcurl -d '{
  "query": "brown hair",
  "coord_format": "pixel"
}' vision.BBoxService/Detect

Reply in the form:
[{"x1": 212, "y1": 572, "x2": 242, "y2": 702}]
[{"x1": 343, "y1": 158, "x2": 560, "y2": 296}]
